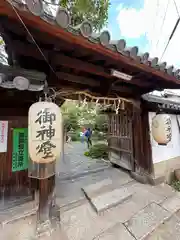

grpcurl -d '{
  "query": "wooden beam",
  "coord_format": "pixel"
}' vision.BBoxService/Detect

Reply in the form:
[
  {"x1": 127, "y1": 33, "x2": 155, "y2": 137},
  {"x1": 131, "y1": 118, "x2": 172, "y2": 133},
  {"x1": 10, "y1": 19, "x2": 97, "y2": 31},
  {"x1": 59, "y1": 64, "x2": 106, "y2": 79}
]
[
  {"x1": 8, "y1": 39, "x2": 109, "y2": 78},
  {"x1": 52, "y1": 71, "x2": 143, "y2": 95},
  {"x1": 111, "y1": 85, "x2": 139, "y2": 93},
  {"x1": 1, "y1": 0, "x2": 180, "y2": 87},
  {"x1": 48, "y1": 74, "x2": 98, "y2": 90},
  {"x1": 56, "y1": 72, "x2": 100, "y2": 87},
  {"x1": 7, "y1": 39, "x2": 152, "y2": 88},
  {"x1": 53, "y1": 54, "x2": 110, "y2": 79},
  {"x1": 0, "y1": 88, "x2": 37, "y2": 99},
  {"x1": 8, "y1": 39, "x2": 47, "y2": 61}
]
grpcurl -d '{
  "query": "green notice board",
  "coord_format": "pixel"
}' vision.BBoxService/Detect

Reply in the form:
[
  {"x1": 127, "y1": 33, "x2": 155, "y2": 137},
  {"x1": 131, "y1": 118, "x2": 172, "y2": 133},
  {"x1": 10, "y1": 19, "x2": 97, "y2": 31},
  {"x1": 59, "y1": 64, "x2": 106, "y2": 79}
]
[{"x1": 12, "y1": 128, "x2": 28, "y2": 172}]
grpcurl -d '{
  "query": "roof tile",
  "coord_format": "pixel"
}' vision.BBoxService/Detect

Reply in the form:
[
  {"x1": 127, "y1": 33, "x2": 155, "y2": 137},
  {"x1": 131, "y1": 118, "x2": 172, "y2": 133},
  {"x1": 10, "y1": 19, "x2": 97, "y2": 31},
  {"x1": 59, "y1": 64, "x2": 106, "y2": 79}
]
[{"x1": 8, "y1": 0, "x2": 180, "y2": 81}]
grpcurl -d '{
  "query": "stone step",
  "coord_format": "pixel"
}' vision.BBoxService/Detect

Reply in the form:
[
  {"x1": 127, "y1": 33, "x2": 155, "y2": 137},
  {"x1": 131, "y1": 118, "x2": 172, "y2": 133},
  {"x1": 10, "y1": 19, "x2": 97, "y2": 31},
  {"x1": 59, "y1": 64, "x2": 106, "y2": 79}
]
[
  {"x1": 124, "y1": 202, "x2": 171, "y2": 240},
  {"x1": 82, "y1": 178, "x2": 115, "y2": 199},
  {"x1": 82, "y1": 177, "x2": 134, "y2": 199},
  {"x1": 85, "y1": 185, "x2": 133, "y2": 214}
]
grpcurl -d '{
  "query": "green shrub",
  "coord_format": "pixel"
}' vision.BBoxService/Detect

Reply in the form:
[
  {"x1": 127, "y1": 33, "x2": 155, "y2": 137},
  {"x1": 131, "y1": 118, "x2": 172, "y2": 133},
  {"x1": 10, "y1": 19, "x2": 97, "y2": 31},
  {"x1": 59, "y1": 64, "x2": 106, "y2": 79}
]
[
  {"x1": 171, "y1": 180, "x2": 180, "y2": 191},
  {"x1": 84, "y1": 151, "x2": 90, "y2": 157},
  {"x1": 92, "y1": 131, "x2": 106, "y2": 141},
  {"x1": 85, "y1": 143, "x2": 108, "y2": 159},
  {"x1": 69, "y1": 131, "x2": 81, "y2": 141}
]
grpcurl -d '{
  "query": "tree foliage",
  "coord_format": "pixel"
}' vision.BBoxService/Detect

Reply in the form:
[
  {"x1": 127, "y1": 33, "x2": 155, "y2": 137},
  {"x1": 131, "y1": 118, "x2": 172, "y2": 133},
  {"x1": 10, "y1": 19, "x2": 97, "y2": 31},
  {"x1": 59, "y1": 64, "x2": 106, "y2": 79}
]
[
  {"x1": 60, "y1": 0, "x2": 110, "y2": 31},
  {"x1": 61, "y1": 100, "x2": 108, "y2": 132},
  {"x1": 61, "y1": 100, "x2": 80, "y2": 131}
]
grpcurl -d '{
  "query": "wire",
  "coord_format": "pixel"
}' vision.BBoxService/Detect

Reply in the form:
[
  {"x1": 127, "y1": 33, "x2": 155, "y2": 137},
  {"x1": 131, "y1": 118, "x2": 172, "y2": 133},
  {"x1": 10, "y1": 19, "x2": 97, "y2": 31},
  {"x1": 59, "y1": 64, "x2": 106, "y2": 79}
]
[
  {"x1": 7, "y1": 0, "x2": 132, "y2": 103},
  {"x1": 160, "y1": 0, "x2": 180, "y2": 60},
  {"x1": 150, "y1": 0, "x2": 159, "y2": 48},
  {"x1": 160, "y1": 17, "x2": 180, "y2": 61},
  {"x1": 155, "y1": 0, "x2": 170, "y2": 50},
  {"x1": 8, "y1": 1, "x2": 57, "y2": 76},
  {"x1": 173, "y1": 0, "x2": 180, "y2": 17}
]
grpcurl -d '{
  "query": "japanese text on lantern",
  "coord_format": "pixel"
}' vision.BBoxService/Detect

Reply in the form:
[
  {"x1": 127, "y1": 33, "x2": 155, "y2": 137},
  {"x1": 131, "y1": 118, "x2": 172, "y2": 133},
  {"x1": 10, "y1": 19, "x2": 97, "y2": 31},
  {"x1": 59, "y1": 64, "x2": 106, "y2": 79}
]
[{"x1": 35, "y1": 108, "x2": 56, "y2": 159}]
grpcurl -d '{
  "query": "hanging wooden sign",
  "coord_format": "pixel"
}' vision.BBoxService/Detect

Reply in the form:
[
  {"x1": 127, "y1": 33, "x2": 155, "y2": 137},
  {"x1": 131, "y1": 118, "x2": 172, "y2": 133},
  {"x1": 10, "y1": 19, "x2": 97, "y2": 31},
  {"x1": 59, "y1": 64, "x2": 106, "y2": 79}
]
[
  {"x1": 28, "y1": 101, "x2": 62, "y2": 164},
  {"x1": 152, "y1": 114, "x2": 172, "y2": 145}
]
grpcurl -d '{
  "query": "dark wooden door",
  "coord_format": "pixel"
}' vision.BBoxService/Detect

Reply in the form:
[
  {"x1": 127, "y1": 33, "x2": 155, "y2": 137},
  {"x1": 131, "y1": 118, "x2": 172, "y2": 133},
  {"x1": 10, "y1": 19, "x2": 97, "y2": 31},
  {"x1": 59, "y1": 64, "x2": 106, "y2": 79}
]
[{"x1": 108, "y1": 111, "x2": 134, "y2": 171}]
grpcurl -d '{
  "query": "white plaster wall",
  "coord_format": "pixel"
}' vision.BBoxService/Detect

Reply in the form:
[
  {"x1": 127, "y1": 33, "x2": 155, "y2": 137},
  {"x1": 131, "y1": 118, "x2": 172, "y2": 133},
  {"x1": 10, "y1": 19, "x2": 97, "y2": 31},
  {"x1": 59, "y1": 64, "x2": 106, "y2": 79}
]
[{"x1": 149, "y1": 112, "x2": 180, "y2": 163}]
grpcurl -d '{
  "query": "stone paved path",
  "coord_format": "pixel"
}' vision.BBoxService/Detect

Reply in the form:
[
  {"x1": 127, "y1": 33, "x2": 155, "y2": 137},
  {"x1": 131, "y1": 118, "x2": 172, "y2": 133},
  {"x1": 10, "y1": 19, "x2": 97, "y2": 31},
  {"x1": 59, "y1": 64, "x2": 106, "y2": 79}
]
[
  {"x1": 1, "y1": 143, "x2": 180, "y2": 239},
  {"x1": 57, "y1": 142, "x2": 109, "y2": 180},
  {"x1": 56, "y1": 142, "x2": 114, "y2": 206},
  {"x1": 2, "y1": 182, "x2": 180, "y2": 240}
]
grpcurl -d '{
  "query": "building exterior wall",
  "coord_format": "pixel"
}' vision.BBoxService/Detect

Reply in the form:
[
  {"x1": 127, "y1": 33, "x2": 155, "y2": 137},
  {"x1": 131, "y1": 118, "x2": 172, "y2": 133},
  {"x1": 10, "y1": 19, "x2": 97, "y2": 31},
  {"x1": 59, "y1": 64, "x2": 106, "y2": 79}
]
[
  {"x1": 149, "y1": 112, "x2": 180, "y2": 182},
  {"x1": 0, "y1": 108, "x2": 34, "y2": 208}
]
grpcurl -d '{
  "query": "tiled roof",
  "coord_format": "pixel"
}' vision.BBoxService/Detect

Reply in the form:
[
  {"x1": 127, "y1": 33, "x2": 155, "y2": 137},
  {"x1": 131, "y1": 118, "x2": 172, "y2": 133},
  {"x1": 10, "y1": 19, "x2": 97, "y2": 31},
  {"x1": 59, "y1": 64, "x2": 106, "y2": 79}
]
[
  {"x1": 142, "y1": 93, "x2": 180, "y2": 109},
  {"x1": 6, "y1": 0, "x2": 180, "y2": 81},
  {"x1": 0, "y1": 62, "x2": 45, "y2": 91}
]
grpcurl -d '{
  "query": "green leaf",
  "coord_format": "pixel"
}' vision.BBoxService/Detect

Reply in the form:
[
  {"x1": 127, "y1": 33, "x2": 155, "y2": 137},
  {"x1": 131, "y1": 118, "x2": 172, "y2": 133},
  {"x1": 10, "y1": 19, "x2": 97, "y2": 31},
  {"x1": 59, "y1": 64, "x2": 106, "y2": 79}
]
[
  {"x1": 59, "y1": 0, "x2": 110, "y2": 31},
  {"x1": 0, "y1": 39, "x2": 4, "y2": 45}
]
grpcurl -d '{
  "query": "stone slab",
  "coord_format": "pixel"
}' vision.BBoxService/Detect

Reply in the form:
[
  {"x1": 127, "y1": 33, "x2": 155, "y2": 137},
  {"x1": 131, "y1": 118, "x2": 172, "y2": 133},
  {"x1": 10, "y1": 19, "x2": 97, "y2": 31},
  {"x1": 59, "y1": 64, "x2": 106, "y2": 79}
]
[
  {"x1": 0, "y1": 215, "x2": 68, "y2": 240},
  {"x1": 148, "y1": 175, "x2": 165, "y2": 186},
  {"x1": 59, "y1": 166, "x2": 110, "y2": 181},
  {"x1": 94, "y1": 223, "x2": 135, "y2": 240},
  {"x1": 161, "y1": 194, "x2": 180, "y2": 214},
  {"x1": 0, "y1": 201, "x2": 37, "y2": 226},
  {"x1": 61, "y1": 203, "x2": 117, "y2": 240},
  {"x1": 145, "y1": 183, "x2": 175, "y2": 199},
  {"x1": 90, "y1": 187, "x2": 133, "y2": 213},
  {"x1": 175, "y1": 208, "x2": 180, "y2": 219},
  {"x1": 0, "y1": 195, "x2": 33, "y2": 212},
  {"x1": 125, "y1": 202, "x2": 171, "y2": 240},
  {"x1": 82, "y1": 178, "x2": 113, "y2": 198},
  {"x1": 145, "y1": 215, "x2": 180, "y2": 240}
]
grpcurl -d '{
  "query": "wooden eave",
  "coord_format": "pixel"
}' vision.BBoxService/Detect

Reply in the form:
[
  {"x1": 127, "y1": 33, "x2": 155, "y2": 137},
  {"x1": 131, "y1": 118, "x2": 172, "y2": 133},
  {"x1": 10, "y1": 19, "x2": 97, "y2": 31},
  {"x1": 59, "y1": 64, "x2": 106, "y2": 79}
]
[
  {"x1": 142, "y1": 93, "x2": 180, "y2": 113},
  {"x1": 0, "y1": 0, "x2": 180, "y2": 99}
]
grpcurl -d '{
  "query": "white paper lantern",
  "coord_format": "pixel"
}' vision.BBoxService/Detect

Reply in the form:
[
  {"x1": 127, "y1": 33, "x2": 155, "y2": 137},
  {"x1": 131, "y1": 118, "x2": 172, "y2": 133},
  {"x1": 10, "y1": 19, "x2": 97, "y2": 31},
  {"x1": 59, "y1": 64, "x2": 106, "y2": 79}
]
[
  {"x1": 28, "y1": 101, "x2": 62, "y2": 163},
  {"x1": 152, "y1": 114, "x2": 172, "y2": 145}
]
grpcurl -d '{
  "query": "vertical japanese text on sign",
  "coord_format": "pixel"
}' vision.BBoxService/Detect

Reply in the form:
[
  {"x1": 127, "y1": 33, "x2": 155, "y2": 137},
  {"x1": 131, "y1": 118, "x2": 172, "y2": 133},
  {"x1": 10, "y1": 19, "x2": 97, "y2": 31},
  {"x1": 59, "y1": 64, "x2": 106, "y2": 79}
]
[
  {"x1": 12, "y1": 128, "x2": 28, "y2": 172},
  {"x1": 35, "y1": 108, "x2": 56, "y2": 159}
]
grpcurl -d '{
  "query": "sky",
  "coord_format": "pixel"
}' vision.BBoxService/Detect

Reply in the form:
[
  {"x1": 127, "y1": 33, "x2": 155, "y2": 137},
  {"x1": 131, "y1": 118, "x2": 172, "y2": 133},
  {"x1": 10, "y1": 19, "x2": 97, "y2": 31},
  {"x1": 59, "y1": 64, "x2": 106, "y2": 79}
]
[{"x1": 107, "y1": 0, "x2": 180, "y2": 68}]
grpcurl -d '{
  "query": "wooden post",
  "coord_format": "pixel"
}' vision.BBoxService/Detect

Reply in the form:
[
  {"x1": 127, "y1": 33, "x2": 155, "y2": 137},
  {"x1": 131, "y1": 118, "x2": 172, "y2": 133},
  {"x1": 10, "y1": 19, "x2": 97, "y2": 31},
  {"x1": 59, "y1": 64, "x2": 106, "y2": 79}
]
[
  {"x1": 28, "y1": 94, "x2": 62, "y2": 236},
  {"x1": 36, "y1": 174, "x2": 56, "y2": 236},
  {"x1": 38, "y1": 176, "x2": 55, "y2": 222}
]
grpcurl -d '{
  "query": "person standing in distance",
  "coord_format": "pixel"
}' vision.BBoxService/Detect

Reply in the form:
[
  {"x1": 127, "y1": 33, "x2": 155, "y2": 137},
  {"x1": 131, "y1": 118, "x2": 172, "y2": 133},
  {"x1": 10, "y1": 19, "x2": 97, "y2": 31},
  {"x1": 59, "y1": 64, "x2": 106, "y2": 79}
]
[{"x1": 84, "y1": 128, "x2": 92, "y2": 149}]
